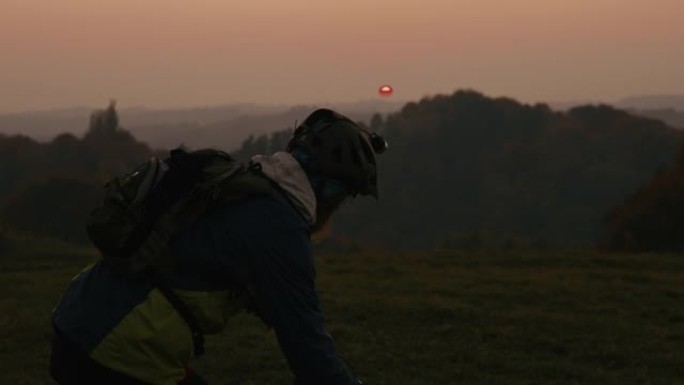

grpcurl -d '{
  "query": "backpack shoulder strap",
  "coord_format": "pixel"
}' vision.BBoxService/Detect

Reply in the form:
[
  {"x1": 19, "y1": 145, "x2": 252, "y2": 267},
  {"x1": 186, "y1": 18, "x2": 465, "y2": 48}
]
[
  {"x1": 212, "y1": 162, "x2": 283, "y2": 203},
  {"x1": 154, "y1": 282, "x2": 205, "y2": 357}
]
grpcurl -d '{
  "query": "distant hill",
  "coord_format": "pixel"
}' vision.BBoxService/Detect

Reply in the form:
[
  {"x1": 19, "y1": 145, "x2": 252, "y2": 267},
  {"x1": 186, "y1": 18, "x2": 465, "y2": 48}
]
[
  {"x1": 625, "y1": 108, "x2": 684, "y2": 130},
  {"x1": 548, "y1": 100, "x2": 603, "y2": 111},
  {"x1": 128, "y1": 102, "x2": 404, "y2": 152},
  {"x1": 550, "y1": 95, "x2": 684, "y2": 130},
  {"x1": 0, "y1": 104, "x2": 278, "y2": 143},
  {"x1": 617, "y1": 94, "x2": 684, "y2": 110},
  {"x1": 0, "y1": 100, "x2": 405, "y2": 150}
]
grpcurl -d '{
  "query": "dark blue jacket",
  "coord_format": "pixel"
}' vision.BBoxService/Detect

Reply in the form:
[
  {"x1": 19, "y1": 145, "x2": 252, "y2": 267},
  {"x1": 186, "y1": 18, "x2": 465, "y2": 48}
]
[{"x1": 52, "y1": 196, "x2": 358, "y2": 385}]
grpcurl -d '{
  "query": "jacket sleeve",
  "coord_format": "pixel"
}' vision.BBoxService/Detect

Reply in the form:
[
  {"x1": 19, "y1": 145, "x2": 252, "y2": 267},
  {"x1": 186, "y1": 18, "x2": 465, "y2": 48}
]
[{"x1": 245, "y1": 203, "x2": 360, "y2": 385}]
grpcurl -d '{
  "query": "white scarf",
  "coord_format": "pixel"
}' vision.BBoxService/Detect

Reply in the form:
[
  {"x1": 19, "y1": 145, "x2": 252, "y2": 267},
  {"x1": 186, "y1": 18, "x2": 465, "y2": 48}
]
[{"x1": 250, "y1": 152, "x2": 317, "y2": 225}]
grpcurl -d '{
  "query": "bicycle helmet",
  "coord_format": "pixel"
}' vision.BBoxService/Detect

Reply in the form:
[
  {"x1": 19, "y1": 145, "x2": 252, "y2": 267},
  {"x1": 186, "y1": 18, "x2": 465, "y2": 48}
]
[{"x1": 287, "y1": 109, "x2": 388, "y2": 198}]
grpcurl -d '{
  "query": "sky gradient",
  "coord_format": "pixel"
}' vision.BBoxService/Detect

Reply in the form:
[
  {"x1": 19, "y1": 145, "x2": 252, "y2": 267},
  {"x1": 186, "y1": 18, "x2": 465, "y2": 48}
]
[{"x1": 1, "y1": 0, "x2": 683, "y2": 113}]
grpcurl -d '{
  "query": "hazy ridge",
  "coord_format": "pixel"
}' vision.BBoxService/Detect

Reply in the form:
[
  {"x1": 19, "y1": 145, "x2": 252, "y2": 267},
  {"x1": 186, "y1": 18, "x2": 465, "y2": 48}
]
[
  {"x1": 617, "y1": 94, "x2": 684, "y2": 110},
  {"x1": 4, "y1": 95, "x2": 682, "y2": 152},
  {"x1": 0, "y1": 100, "x2": 406, "y2": 150}
]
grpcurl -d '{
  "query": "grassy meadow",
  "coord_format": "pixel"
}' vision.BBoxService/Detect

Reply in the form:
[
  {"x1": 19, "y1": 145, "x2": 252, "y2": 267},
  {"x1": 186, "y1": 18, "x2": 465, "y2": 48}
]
[{"x1": 0, "y1": 239, "x2": 682, "y2": 385}]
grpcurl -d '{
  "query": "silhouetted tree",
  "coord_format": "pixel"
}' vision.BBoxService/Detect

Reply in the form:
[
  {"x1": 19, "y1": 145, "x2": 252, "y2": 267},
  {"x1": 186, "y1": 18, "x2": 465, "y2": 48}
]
[
  {"x1": 370, "y1": 113, "x2": 384, "y2": 131},
  {"x1": 599, "y1": 147, "x2": 684, "y2": 252},
  {"x1": 86, "y1": 100, "x2": 119, "y2": 137}
]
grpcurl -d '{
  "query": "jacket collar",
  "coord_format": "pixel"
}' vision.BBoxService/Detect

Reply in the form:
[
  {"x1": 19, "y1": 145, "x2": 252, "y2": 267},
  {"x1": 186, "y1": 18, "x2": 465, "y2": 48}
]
[{"x1": 250, "y1": 152, "x2": 317, "y2": 225}]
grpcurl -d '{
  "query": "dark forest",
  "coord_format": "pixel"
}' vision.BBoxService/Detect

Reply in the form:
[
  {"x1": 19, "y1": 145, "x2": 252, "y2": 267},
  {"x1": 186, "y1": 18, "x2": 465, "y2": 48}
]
[{"x1": 1, "y1": 90, "x2": 683, "y2": 252}]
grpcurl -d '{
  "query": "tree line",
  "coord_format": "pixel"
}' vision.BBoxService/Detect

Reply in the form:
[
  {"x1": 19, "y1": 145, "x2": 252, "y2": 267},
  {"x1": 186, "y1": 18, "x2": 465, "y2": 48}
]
[{"x1": 1, "y1": 91, "x2": 683, "y2": 252}]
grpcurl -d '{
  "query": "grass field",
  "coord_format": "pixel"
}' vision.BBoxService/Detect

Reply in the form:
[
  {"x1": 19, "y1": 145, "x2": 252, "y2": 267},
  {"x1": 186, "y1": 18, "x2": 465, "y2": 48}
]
[{"x1": 1, "y1": 239, "x2": 683, "y2": 385}]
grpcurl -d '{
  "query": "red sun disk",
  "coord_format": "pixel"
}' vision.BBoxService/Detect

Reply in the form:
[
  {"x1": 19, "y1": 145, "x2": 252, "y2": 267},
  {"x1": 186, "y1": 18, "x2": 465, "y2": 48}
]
[{"x1": 378, "y1": 85, "x2": 393, "y2": 97}]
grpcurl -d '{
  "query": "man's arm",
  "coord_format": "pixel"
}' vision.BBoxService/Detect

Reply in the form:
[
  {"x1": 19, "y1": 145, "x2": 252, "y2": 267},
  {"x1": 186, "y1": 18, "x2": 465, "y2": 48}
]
[{"x1": 246, "y1": 202, "x2": 360, "y2": 385}]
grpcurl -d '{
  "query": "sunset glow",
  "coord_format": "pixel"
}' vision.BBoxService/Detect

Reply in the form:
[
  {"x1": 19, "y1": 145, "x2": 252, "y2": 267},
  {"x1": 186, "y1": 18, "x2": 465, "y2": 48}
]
[{"x1": 1, "y1": 0, "x2": 683, "y2": 112}]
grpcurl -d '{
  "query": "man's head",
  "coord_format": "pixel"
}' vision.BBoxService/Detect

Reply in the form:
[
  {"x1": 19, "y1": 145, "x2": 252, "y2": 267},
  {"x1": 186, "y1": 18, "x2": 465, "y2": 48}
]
[{"x1": 287, "y1": 108, "x2": 388, "y2": 232}]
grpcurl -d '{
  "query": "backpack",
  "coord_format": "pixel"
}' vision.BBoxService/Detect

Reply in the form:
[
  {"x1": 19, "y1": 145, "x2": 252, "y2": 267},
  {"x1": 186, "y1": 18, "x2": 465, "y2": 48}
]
[
  {"x1": 86, "y1": 148, "x2": 279, "y2": 278},
  {"x1": 86, "y1": 148, "x2": 282, "y2": 356}
]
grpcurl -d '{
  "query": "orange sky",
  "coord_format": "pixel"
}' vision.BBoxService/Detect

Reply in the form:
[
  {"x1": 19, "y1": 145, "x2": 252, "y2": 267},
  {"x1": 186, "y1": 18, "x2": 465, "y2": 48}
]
[{"x1": 1, "y1": 0, "x2": 683, "y2": 113}]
